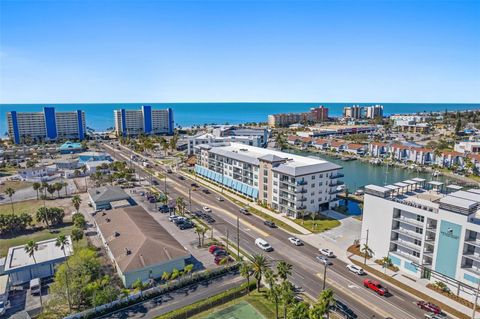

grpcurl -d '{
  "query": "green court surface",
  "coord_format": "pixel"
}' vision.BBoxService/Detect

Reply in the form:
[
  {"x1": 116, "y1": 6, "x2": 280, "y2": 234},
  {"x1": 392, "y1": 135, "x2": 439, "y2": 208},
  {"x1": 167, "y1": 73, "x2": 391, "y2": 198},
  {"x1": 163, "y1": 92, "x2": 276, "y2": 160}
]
[{"x1": 201, "y1": 301, "x2": 265, "y2": 319}]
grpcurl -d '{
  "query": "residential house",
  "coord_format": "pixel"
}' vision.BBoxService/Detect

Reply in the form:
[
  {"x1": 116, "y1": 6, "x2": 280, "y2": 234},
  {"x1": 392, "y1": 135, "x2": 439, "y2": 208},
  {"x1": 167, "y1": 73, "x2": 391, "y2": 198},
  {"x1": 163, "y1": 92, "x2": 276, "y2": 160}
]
[
  {"x1": 330, "y1": 141, "x2": 347, "y2": 152},
  {"x1": 313, "y1": 139, "x2": 330, "y2": 150},
  {"x1": 368, "y1": 142, "x2": 388, "y2": 157},
  {"x1": 437, "y1": 151, "x2": 465, "y2": 168},
  {"x1": 345, "y1": 143, "x2": 367, "y2": 156}
]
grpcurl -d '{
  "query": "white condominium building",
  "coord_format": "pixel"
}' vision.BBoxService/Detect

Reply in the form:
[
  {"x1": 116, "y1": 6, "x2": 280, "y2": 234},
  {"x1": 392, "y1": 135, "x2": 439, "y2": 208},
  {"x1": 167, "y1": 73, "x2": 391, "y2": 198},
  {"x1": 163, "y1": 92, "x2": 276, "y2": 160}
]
[
  {"x1": 6, "y1": 107, "x2": 86, "y2": 144},
  {"x1": 114, "y1": 106, "x2": 173, "y2": 137},
  {"x1": 362, "y1": 180, "x2": 480, "y2": 297},
  {"x1": 194, "y1": 142, "x2": 343, "y2": 218}
]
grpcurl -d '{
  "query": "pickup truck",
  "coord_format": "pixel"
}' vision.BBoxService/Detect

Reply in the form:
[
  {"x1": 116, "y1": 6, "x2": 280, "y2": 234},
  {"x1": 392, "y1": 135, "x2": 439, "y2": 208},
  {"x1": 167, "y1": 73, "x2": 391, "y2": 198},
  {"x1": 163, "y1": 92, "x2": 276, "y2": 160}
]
[{"x1": 363, "y1": 279, "x2": 388, "y2": 296}]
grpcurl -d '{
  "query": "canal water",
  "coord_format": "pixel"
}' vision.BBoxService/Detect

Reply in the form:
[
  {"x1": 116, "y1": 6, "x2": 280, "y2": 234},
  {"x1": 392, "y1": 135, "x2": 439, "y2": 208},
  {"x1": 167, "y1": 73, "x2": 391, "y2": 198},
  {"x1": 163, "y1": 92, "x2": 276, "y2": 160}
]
[{"x1": 286, "y1": 149, "x2": 462, "y2": 215}]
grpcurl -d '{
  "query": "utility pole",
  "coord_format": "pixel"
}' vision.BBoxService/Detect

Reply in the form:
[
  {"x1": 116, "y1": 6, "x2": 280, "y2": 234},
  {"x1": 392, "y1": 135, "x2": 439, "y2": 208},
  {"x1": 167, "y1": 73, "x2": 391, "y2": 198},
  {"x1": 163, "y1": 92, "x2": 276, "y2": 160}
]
[
  {"x1": 472, "y1": 279, "x2": 480, "y2": 319},
  {"x1": 189, "y1": 188, "x2": 192, "y2": 212},
  {"x1": 164, "y1": 175, "x2": 167, "y2": 194},
  {"x1": 237, "y1": 216, "x2": 240, "y2": 259},
  {"x1": 322, "y1": 263, "x2": 328, "y2": 290},
  {"x1": 364, "y1": 229, "x2": 369, "y2": 265}
]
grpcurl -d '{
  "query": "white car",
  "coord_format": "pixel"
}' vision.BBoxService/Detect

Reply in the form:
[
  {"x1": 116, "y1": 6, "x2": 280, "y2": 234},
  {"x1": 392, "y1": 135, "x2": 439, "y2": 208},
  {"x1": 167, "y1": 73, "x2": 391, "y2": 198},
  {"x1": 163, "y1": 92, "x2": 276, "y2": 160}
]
[
  {"x1": 216, "y1": 197, "x2": 224, "y2": 202},
  {"x1": 319, "y1": 248, "x2": 335, "y2": 257},
  {"x1": 288, "y1": 237, "x2": 303, "y2": 246},
  {"x1": 203, "y1": 206, "x2": 211, "y2": 212},
  {"x1": 316, "y1": 256, "x2": 333, "y2": 265},
  {"x1": 346, "y1": 264, "x2": 364, "y2": 275},
  {"x1": 255, "y1": 238, "x2": 273, "y2": 252}
]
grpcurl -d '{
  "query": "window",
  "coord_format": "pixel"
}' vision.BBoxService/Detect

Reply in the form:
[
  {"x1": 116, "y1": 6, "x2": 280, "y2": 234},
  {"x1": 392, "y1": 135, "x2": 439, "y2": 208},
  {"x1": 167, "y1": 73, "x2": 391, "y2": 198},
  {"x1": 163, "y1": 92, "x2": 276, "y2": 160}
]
[
  {"x1": 273, "y1": 189, "x2": 278, "y2": 194},
  {"x1": 273, "y1": 173, "x2": 278, "y2": 178},
  {"x1": 310, "y1": 200, "x2": 314, "y2": 204},
  {"x1": 264, "y1": 170, "x2": 268, "y2": 176},
  {"x1": 320, "y1": 174, "x2": 323, "y2": 178},
  {"x1": 415, "y1": 227, "x2": 423, "y2": 234},
  {"x1": 412, "y1": 251, "x2": 420, "y2": 258},
  {"x1": 311, "y1": 192, "x2": 315, "y2": 196},
  {"x1": 311, "y1": 183, "x2": 315, "y2": 188},
  {"x1": 263, "y1": 192, "x2": 267, "y2": 199},
  {"x1": 319, "y1": 182, "x2": 323, "y2": 186},
  {"x1": 414, "y1": 239, "x2": 421, "y2": 246},
  {"x1": 263, "y1": 185, "x2": 268, "y2": 191},
  {"x1": 273, "y1": 196, "x2": 278, "y2": 201},
  {"x1": 416, "y1": 215, "x2": 424, "y2": 222},
  {"x1": 312, "y1": 175, "x2": 316, "y2": 180},
  {"x1": 273, "y1": 181, "x2": 278, "y2": 186}
]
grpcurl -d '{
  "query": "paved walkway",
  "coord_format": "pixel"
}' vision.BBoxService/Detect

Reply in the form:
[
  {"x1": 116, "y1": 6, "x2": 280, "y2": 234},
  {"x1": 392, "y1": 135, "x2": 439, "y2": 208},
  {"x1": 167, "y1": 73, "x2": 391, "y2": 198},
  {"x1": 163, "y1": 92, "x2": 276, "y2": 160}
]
[{"x1": 181, "y1": 170, "x2": 311, "y2": 235}]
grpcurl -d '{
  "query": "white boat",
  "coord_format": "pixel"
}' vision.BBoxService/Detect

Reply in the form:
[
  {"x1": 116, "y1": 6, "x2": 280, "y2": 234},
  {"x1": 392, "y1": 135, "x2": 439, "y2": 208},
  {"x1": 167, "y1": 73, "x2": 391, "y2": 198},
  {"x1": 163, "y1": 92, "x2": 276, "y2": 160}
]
[{"x1": 432, "y1": 170, "x2": 441, "y2": 177}]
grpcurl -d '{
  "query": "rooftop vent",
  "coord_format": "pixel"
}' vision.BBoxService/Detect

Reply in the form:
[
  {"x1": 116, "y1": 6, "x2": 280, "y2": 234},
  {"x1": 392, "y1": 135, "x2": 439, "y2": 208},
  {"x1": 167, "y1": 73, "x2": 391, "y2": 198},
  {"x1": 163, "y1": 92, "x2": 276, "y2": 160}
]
[
  {"x1": 125, "y1": 248, "x2": 131, "y2": 255},
  {"x1": 105, "y1": 218, "x2": 110, "y2": 223},
  {"x1": 114, "y1": 231, "x2": 120, "y2": 237}
]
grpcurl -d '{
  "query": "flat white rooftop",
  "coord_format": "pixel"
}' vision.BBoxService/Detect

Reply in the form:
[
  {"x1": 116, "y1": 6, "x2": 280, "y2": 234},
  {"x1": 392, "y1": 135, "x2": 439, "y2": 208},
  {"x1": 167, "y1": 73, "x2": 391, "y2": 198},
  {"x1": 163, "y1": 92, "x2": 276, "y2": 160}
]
[
  {"x1": 4, "y1": 237, "x2": 73, "y2": 272},
  {"x1": 206, "y1": 143, "x2": 341, "y2": 176}
]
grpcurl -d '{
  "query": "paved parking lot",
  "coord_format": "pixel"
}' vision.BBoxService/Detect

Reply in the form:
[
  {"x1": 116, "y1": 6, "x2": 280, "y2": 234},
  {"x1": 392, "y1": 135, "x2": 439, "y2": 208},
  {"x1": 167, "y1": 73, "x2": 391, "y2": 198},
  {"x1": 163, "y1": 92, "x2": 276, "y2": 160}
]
[{"x1": 130, "y1": 188, "x2": 219, "y2": 270}]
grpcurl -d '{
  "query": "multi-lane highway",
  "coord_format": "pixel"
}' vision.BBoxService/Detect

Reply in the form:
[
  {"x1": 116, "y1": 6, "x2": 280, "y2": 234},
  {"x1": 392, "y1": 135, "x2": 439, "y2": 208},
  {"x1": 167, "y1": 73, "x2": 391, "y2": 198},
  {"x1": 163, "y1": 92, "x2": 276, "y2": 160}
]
[{"x1": 103, "y1": 143, "x2": 430, "y2": 319}]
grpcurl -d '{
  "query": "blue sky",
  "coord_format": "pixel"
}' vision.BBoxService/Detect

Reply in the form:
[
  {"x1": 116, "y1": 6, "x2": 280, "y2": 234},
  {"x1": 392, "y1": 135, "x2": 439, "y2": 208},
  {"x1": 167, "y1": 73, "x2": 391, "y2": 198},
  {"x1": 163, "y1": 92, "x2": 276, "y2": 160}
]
[{"x1": 0, "y1": 0, "x2": 479, "y2": 103}]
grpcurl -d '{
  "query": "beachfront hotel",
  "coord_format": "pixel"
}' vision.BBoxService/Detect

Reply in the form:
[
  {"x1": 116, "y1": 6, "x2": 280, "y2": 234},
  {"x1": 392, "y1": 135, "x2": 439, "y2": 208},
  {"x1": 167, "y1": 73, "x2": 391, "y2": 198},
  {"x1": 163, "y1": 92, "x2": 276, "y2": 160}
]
[
  {"x1": 267, "y1": 106, "x2": 329, "y2": 127},
  {"x1": 362, "y1": 180, "x2": 480, "y2": 296},
  {"x1": 6, "y1": 107, "x2": 86, "y2": 144},
  {"x1": 194, "y1": 142, "x2": 343, "y2": 218},
  {"x1": 113, "y1": 106, "x2": 173, "y2": 137}
]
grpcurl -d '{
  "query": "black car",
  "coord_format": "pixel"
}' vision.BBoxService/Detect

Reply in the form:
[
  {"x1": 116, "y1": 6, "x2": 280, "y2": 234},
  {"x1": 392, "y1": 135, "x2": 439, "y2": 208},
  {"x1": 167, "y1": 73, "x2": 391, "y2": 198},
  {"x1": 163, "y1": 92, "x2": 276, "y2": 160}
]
[
  {"x1": 191, "y1": 183, "x2": 198, "y2": 187},
  {"x1": 158, "y1": 205, "x2": 170, "y2": 213},
  {"x1": 179, "y1": 221, "x2": 194, "y2": 230},
  {"x1": 239, "y1": 208, "x2": 250, "y2": 215},
  {"x1": 202, "y1": 189, "x2": 211, "y2": 194},
  {"x1": 179, "y1": 176, "x2": 185, "y2": 180},
  {"x1": 152, "y1": 180, "x2": 159, "y2": 185},
  {"x1": 174, "y1": 218, "x2": 189, "y2": 225},
  {"x1": 213, "y1": 249, "x2": 227, "y2": 257},
  {"x1": 205, "y1": 217, "x2": 216, "y2": 224},
  {"x1": 332, "y1": 300, "x2": 357, "y2": 319},
  {"x1": 264, "y1": 220, "x2": 276, "y2": 228},
  {"x1": 193, "y1": 211, "x2": 204, "y2": 218}
]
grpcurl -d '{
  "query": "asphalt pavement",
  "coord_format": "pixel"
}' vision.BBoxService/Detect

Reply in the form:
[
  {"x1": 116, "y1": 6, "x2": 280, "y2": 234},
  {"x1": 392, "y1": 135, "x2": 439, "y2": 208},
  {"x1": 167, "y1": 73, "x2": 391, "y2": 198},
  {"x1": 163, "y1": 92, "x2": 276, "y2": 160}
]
[{"x1": 104, "y1": 143, "x2": 432, "y2": 319}]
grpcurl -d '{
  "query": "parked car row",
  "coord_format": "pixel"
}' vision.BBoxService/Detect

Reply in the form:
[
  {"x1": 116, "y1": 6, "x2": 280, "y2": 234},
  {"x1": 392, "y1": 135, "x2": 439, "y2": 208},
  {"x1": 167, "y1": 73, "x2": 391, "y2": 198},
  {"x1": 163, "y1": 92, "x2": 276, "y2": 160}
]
[
  {"x1": 169, "y1": 215, "x2": 195, "y2": 230},
  {"x1": 209, "y1": 245, "x2": 233, "y2": 265}
]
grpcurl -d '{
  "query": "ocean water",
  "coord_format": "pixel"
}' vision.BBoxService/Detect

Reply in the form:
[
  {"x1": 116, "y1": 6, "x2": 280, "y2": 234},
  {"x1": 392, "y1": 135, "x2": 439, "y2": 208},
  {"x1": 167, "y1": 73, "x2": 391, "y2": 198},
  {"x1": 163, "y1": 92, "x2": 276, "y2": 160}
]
[{"x1": 1, "y1": 102, "x2": 479, "y2": 132}]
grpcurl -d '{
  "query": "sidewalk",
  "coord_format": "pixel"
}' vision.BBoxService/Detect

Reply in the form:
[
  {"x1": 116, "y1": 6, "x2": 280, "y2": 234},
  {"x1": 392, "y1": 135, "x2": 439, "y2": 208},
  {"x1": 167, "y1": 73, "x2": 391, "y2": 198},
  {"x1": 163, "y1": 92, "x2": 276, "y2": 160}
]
[
  {"x1": 349, "y1": 254, "x2": 474, "y2": 318},
  {"x1": 180, "y1": 170, "x2": 311, "y2": 235}
]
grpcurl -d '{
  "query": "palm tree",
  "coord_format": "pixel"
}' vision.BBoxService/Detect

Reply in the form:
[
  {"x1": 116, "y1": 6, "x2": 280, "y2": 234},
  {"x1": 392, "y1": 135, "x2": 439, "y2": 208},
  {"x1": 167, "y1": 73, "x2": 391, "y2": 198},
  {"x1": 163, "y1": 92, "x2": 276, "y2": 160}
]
[
  {"x1": 318, "y1": 288, "x2": 335, "y2": 319},
  {"x1": 47, "y1": 184, "x2": 56, "y2": 199},
  {"x1": 239, "y1": 261, "x2": 253, "y2": 294},
  {"x1": 265, "y1": 269, "x2": 280, "y2": 319},
  {"x1": 161, "y1": 271, "x2": 170, "y2": 282},
  {"x1": 309, "y1": 302, "x2": 327, "y2": 319},
  {"x1": 251, "y1": 253, "x2": 269, "y2": 292},
  {"x1": 25, "y1": 240, "x2": 42, "y2": 306},
  {"x1": 63, "y1": 181, "x2": 69, "y2": 197},
  {"x1": 194, "y1": 226, "x2": 206, "y2": 247},
  {"x1": 361, "y1": 243, "x2": 373, "y2": 264},
  {"x1": 32, "y1": 182, "x2": 41, "y2": 200},
  {"x1": 81, "y1": 165, "x2": 88, "y2": 191},
  {"x1": 381, "y1": 256, "x2": 392, "y2": 274},
  {"x1": 5, "y1": 187, "x2": 15, "y2": 214},
  {"x1": 176, "y1": 197, "x2": 186, "y2": 215},
  {"x1": 183, "y1": 264, "x2": 194, "y2": 277},
  {"x1": 170, "y1": 134, "x2": 179, "y2": 152},
  {"x1": 159, "y1": 137, "x2": 169, "y2": 156},
  {"x1": 55, "y1": 235, "x2": 72, "y2": 311},
  {"x1": 288, "y1": 301, "x2": 310, "y2": 319},
  {"x1": 276, "y1": 261, "x2": 292, "y2": 282},
  {"x1": 280, "y1": 281, "x2": 295, "y2": 318},
  {"x1": 72, "y1": 195, "x2": 82, "y2": 213},
  {"x1": 54, "y1": 182, "x2": 63, "y2": 198},
  {"x1": 71, "y1": 227, "x2": 84, "y2": 247}
]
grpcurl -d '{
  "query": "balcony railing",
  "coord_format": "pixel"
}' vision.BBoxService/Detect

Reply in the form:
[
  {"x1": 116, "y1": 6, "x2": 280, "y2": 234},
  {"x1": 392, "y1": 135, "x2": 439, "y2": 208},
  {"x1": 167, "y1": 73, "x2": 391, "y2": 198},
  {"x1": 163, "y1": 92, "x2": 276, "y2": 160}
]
[
  {"x1": 329, "y1": 180, "x2": 345, "y2": 187},
  {"x1": 297, "y1": 180, "x2": 308, "y2": 186},
  {"x1": 330, "y1": 173, "x2": 344, "y2": 179},
  {"x1": 393, "y1": 217, "x2": 424, "y2": 227},
  {"x1": 298, "y1": 196, "x2": 307, "y2": 202},
  {"x1": 391, "y1": 239, "x2": 421, "y2": 252},
  {"x1": 296, "y1": 188, "x2": 307, "y2": 194},
  {"x1": 297, "y1": 205, "x2": 307, "y2": 210},
  {"x1": 329, "y1": 188, "x2": 343, "y2": 195},
  {"x1": 392, "y1": 227, "x2": 423, "y2": 240}
]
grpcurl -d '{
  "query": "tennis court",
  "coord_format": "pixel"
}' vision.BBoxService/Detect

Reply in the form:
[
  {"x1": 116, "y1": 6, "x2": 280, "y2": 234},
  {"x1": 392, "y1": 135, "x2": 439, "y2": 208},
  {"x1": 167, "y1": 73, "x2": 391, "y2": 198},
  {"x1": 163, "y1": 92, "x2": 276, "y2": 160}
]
[{"x1": 201, "y1": 301, "x2": 265, "y2": 319}]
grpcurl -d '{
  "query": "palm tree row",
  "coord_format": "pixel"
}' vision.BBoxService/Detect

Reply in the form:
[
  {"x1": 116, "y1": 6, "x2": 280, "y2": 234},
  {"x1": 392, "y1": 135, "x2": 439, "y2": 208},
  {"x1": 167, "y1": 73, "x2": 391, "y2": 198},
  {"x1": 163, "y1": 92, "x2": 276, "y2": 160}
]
[
  {"x1": 32, "y1": 181, "x2": 69, "y2": 201},
  {"x1": 241, "y1": 254, "x2": 336, "y2": 319}
]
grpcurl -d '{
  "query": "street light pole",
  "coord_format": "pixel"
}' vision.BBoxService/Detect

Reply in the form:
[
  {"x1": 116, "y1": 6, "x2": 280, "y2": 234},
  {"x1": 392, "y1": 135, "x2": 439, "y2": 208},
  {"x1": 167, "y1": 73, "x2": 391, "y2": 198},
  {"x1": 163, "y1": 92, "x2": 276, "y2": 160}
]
[{"x1": 189, "y1": 188, "x2": 192, "y2": 212}]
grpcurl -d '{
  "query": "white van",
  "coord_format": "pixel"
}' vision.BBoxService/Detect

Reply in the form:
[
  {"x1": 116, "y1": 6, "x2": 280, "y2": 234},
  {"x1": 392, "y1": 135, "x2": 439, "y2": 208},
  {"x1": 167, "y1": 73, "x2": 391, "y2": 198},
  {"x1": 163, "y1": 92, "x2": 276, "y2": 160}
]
[
  {"x1": 255, "y1": 238, "x2": 273, "y2": 252},
  {"x1": 30, "y1": 278, "x2": 41, "y2": 295}
]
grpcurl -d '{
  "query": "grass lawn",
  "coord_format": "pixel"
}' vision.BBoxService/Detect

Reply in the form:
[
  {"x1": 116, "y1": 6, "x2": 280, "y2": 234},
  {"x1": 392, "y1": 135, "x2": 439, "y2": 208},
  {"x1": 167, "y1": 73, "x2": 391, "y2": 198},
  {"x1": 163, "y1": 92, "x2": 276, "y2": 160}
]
[
  {"x1": 293, "y1": 215, "x2": 340, "y2": 233},
  {"x1": 0, "y1": 166, "x2": 18, "y2": 178},
  {"x1": 0, "y1": 199, "x2": 73, "y2": 222},
  {"x1": 0, "y1": 180, "x2": 33, "y2": 193},
  {"x1": 0, "y1": 223, "x2": 88, "y2": 257}
]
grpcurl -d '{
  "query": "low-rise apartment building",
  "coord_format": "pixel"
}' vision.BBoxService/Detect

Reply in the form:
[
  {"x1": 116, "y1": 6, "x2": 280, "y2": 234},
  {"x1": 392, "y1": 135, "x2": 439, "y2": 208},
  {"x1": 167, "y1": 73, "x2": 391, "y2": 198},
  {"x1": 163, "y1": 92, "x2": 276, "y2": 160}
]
[
  {"x1": 6, "y1": 107, "x2": 86, "y2": 144},
  {"x1": 114, "y1": 106, "x2": 173, "y2": 137},
  {"x1": 362, "y1": 181, "x2": 480, "y2": 298},
  {"x1": 194, "y1": 142, "x2": 343, "y2": 218},
  {"x1": 267, "y1": 106, "x2": 329, "y2": 127},
  {"x1": 454, "y1": 138, "x2": 480, "y2": 154},
  {"x1": 187, "y1": 126, "x2": 268, "y2": 154}
]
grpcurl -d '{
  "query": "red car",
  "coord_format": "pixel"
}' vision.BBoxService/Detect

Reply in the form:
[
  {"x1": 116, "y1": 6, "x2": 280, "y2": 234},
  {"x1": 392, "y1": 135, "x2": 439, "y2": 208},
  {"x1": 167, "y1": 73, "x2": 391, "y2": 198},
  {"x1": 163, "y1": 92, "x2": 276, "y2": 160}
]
[
  {"x1": 209, "y1": 245, "x2": 224, "y2": 254},
  {"x1": 363, "y1": 279, "x2": 388, "y2": 296},
  {"x1": 417, "y1": 301, "x2": 441, "y2": 314}
]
